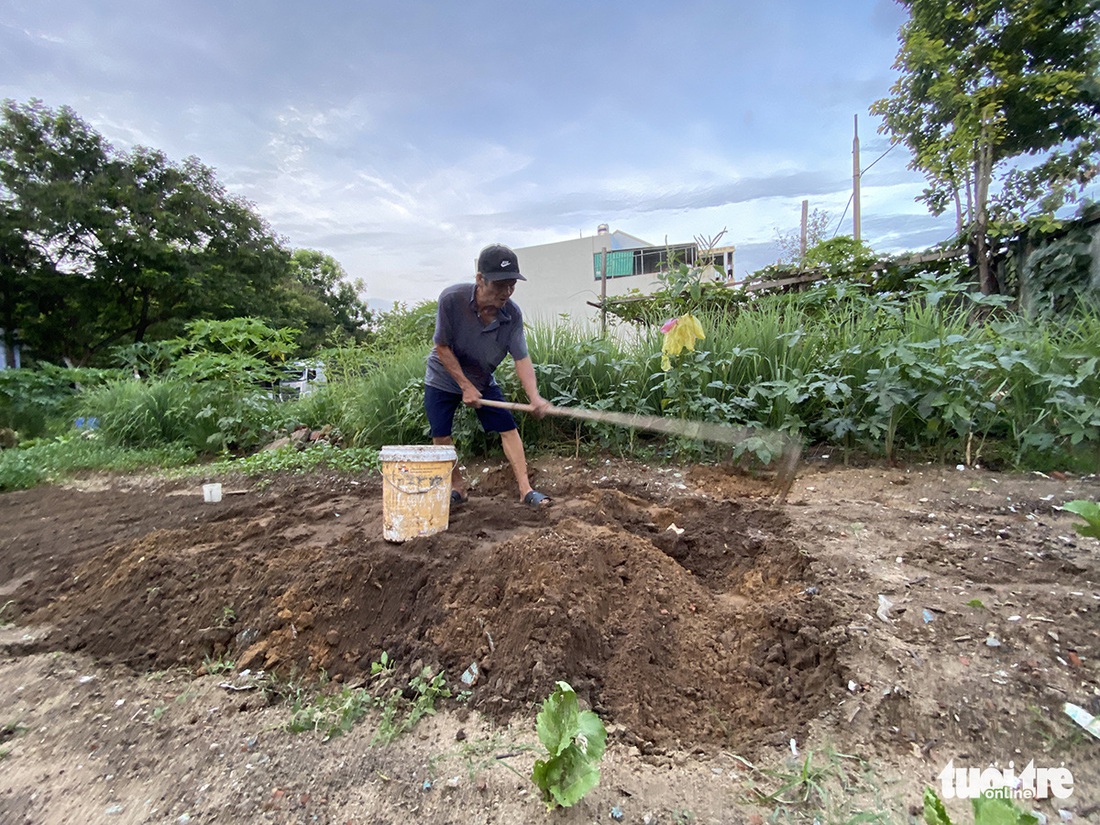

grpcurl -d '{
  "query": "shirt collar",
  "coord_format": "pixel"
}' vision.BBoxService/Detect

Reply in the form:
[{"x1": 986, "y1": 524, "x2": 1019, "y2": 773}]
[{"x1": 467, "y1": 283, "x2": 513, "y2": 325}]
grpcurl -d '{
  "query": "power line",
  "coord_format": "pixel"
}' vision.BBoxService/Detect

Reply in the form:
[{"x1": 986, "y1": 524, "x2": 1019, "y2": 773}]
[{"x1": 832, "y1": 143, "x2": 897, "y2": 238}]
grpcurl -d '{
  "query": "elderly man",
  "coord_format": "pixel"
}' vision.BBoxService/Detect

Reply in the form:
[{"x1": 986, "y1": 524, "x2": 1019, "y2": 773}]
[{"x1": 424, "y1": 243, "x2": 552, "y2": 507}]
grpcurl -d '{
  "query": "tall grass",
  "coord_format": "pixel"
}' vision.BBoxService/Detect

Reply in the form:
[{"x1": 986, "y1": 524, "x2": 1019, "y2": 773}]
[
  {"x1": 394, "y1": 280, "x2": 1098, "y2": 470},
  {"x1": 6, "y1": 285, "x2": 1096, "y2": 481},
  {"x1": 0, "y1": 434, "x2": 194, "y2": 491},
  {"x1": 79, "y1": 377, "x2": 292, "y2": 454}
]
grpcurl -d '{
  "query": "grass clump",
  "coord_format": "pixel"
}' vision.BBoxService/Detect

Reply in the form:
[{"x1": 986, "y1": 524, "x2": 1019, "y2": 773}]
[
  {"x1": 742, "y1": 746, "x2": 903, "y2": 823},
  {"x1": 0, "y1": 433, "x2": 195, "y2": 491},
  {"x1": 281, "y1": 655, "x2": 452, "y2": 743},
  {"x1": 192, "y1": 441, "x2": 380, "y2": 478},
  {"x1": 0, "y1": 720, "x2": 28, "y2": 760}
]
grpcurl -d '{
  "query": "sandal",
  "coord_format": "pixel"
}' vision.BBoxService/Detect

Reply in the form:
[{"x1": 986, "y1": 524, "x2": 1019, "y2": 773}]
[
  {"x1": 523, "y1": 490, "x2": 552, "y2": 507},
  {"x1": 451, "y1": 490, "x2": 468, "y2": 506}
]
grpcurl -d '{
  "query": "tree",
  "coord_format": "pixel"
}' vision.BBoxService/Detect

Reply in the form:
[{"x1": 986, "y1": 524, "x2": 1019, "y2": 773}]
[
  {"x1": 870, "y1": 0, "x2": 1100, "y2": 294},
  {"x1": 773, "y1": 208, "x2": 831, "y2": 266},
  {"x1": 0, "y1": 100, "x2": 366, "y2": 365},
  {"x1": 274, "y1": 249, "x2": 371, "y2": 351}
]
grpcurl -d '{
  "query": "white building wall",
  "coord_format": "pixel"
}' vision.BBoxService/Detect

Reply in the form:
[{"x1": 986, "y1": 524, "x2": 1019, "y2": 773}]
[{"x1": 514, "y1": 231, "x2": 658, "y2": 325}]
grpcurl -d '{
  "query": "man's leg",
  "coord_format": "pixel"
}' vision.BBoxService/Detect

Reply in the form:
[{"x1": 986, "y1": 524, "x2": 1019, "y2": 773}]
[
  {"x1": 426, "y1": 385, "x2": 465, "y2": 499},
  {"x1": 499, "y1": 428, "x2": 535, "y2": 502},
  {"x1": 431, "y1": 434, "x2": 465, "y2": 498}
]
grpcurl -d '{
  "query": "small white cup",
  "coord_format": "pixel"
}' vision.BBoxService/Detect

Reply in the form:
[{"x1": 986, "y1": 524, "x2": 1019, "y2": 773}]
[{"x1": 202, "y1": 483, "x2": 222, "y2": 503}]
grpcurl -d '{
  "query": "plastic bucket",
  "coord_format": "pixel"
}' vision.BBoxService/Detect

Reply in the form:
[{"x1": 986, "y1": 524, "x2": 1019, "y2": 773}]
[
  {"x1": 380, "y1": 445, "x2": 457, "y2": 542},
  {"x1": 202, "y1": 483, "x2": 222, "y2": 503}
]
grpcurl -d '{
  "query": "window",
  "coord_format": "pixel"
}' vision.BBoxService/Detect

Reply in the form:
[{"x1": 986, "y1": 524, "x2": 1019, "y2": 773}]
[{"x1": 593, "y1": 244, "x2": 697, "y2": 280}]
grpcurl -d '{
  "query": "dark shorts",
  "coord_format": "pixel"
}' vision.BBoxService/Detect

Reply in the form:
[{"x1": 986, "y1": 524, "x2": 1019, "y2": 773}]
[{"x1": 424, "y1": 384, "x2": 517, "y2": 437}]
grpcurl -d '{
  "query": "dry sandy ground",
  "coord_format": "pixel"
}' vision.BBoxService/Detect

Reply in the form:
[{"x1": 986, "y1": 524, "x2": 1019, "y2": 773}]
[{"x1": 0, "y1": 452, "x2": 1098, "y2": 824}]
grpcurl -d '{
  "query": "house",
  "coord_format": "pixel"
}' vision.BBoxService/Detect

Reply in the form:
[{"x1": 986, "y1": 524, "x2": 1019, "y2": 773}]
[{"x1": 514, "y1": 225, "x2": 735, "y2": 324}]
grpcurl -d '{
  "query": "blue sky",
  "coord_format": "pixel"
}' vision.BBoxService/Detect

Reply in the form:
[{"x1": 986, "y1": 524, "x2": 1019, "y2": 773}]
[{"x1": 2, "y1": 0, "x2": 963, "y2": 307}]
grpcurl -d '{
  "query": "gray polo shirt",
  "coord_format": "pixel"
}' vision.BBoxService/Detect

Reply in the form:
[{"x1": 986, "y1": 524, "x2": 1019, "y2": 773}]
[{"x1": 425, "y1": 283, "x2": 529, "y2": 393}]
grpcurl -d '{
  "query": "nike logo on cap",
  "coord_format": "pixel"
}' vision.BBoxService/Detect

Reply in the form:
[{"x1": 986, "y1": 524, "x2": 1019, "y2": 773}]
[{"x1": 501, "y1": 260, "x2": 511, "y2": 267}]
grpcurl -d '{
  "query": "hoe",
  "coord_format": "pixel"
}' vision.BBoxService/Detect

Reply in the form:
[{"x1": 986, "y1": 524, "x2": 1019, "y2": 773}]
[{"x1": 478, "y1": 398, "x2": 802, "y2": 503}]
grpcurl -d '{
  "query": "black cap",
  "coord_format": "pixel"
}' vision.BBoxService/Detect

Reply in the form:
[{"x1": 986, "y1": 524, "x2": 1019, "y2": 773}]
[{"x1": 477, "y1": 244, "x2": 526, "y2": 281}]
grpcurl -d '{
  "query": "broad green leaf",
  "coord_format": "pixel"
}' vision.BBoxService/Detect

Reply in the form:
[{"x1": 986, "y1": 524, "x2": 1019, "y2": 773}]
[
  {"x1": 575, "y1": 708, "x2": 608, "y2": 761},
  {"x1": 530, "y1": 681, "x2": 607, "y2": 809},
  {"x1": 535, "y1": 681, "x2": 580, "y2": 757},
  {"x1": 972, "y1": 792, "x2": 1039, "y2": 825},
  {"x1": 530, "y1": 757, "x2": 562, "y2": 807},
  {"x1": 923, "y1": 786, "x2": 953, "y2": 825},
  {"x1": 1062, "y1": 500, "x2": 1100, "y2": 539},
  {"x1": 545, "y1": 745, "x2": 602, "y2": 808}
]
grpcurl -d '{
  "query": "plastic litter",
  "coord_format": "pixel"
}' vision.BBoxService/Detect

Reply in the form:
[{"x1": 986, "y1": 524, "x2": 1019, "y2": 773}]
[
  {"x1": 876, "y1": 595, "x2": 894, "y2": 623},
  {"x1": 611, "y1": 806, "x2": 624, "y2": 821},
  {"x1": 1064, "y1": 702, "x2": 1100, "y2": 739},
  {"x1": 460, "y1": 662, "x2": 480, "y2": 686},
  {"x1": 922, "y1": 609, "x2": 935, "y2": 623}
]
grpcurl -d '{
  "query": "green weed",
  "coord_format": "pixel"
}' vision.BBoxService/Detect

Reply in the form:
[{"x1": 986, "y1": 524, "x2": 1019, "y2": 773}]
[
  {"x1": 202, "y1": 653, "x2": 236, "y2": 675},
  {"x1": 1061, "y1": 499, "x2": 1100, "y2": 539},
  {"x1": 427, "y1": 731, "x2": 540, "y2": 782},
  {"x1": 0, "y1": 435, "x2": 194, "y2": 491},
  {"x1": 922, "y1": 786, "x2": 1038, "y2": 825},
  {"x1": 192, "y1": 441, "x2": 380, "y2": 478},
  {"x1": 743, "y1": 747, "x2": 902, "y2": 823},
  {"x1": 371, "y1": 665, "x2": 452, "y2": 745},
  {"x1": 0, "y1": 721, "x2": 27, "y2": 759},
  {"x1": 282, "y1": 655, "x2": 453, "y2": 744}
]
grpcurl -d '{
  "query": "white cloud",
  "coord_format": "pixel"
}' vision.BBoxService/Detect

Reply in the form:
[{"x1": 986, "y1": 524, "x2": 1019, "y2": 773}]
[{"x1": 0, "y1": 0, "x2": 969, "y2": 307}]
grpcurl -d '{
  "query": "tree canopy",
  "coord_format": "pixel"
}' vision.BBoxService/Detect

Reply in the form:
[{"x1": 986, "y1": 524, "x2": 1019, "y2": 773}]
[
  {"x1": 870, "y1": 0, "x2": 1100, "y2": 293},
  {"x1": 0, "y1": 99, "x2": 370, "y2": 366}
]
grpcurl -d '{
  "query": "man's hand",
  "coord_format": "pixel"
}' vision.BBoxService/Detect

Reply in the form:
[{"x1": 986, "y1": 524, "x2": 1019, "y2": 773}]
[
  {"x1": 462, "y1": 385, "x2": 483, "y2": 407},
  {"x1": 528, "y1": 394, "x2": 553, "y2": 419}
]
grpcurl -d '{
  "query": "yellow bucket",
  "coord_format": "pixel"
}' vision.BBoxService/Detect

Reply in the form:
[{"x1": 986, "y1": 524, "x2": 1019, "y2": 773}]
[{"x1": 380, "y1": 445, "x2": 457, "y2": 542}]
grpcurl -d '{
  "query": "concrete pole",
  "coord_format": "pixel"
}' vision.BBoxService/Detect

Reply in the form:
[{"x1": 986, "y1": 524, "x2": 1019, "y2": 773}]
[
  {"x1": 600, "y1": 247, "x2": 608, "y2": 338},
  {"x1": 800, "y1": 199, "x2": 809, "y2": 261},
  {"x1": 853, "y1": 114, "x2": 861, "y2": 241}
]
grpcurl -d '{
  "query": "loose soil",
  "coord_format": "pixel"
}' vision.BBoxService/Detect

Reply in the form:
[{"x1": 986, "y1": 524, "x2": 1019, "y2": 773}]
[{"x1": 1, "y1": 452, "x2": 1098, "y2": 824}]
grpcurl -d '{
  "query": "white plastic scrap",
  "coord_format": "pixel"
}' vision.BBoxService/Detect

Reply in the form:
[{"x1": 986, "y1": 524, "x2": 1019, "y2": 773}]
[
  {"x1": 1064, "y1": 702, "x2": 1100, "y2": 740},
  {"x1": 876, "y1": 595, "x2": 894, "y2": 623}
]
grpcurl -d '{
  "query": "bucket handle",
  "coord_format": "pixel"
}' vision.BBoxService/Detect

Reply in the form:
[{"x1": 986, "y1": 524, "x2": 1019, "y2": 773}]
[{"x1": 382, "y1": 461, "x2": 456, "y2": 495}]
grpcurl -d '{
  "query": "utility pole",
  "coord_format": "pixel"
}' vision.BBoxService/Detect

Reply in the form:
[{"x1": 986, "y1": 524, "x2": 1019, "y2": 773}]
[
  {"x1": 852, "y1": 114, "x2": 861, "y2": 241},
  {"x1": 600, "y1": 247, "x2": 608, "y2": 338},
  {"x1": 799, "y1": 200, "x2": 808, "y2": 261}
]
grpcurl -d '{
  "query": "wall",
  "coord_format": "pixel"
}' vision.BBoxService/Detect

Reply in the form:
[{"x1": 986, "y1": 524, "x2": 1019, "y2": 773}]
[{"x1": 514, "y1": 231, "x2": 658, "y2": 325}]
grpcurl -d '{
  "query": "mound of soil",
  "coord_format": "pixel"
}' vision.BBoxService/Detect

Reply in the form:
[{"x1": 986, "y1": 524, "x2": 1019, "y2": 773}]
[
  {"x1": 2, "y1": 455, "x2": 1099, "y2": 824},
  {"x1": 11, "y1": 463, "x2": 837, "y2": 755}
]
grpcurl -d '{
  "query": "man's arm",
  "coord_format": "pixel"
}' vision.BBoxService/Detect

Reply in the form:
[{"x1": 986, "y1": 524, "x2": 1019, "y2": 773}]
[
  {"x1": 514, "y1": 356, "x2": 552, "y2": 418},
  {"x1": 434, "y1": 345, "x2": 482, "y2": 407}
]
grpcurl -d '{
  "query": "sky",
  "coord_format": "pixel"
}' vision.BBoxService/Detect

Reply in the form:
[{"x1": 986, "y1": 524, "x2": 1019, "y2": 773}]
[{"x1": 2, "y1": 0, "x2": 969, "y2": 308}]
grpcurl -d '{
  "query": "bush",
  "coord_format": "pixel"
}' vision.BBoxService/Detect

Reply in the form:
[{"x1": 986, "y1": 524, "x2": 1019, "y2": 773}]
[{"x1": 0, "y1": 365, "x2": 117, "y2": 438}]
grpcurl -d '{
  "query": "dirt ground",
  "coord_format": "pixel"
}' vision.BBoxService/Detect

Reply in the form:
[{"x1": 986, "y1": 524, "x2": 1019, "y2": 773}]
[{"x1": 1, "y1": 450, "x2": 1098, "y2": 824}]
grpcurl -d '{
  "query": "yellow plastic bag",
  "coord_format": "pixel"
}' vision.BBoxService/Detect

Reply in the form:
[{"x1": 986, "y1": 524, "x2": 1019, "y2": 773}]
[{"x1": 660, "y1": 313, "x2": 705, "y2": 370}]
